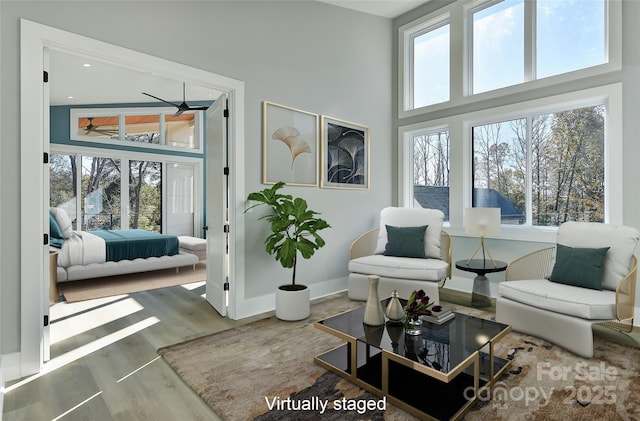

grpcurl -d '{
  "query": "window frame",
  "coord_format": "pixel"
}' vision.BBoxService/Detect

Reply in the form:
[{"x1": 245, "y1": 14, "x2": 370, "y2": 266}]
[
  {"x1": 398, "y1": 0, "x2": 621, "y2": 119},
  {"x1": 400, "y1": 83, "x2": 622, "y2": 243},
  {"x1": 70, "y1": 107, "x2": 204, "y2": 153},
  {"x1": 50, "y1": 143, "x2": 204, "y2": 236}
]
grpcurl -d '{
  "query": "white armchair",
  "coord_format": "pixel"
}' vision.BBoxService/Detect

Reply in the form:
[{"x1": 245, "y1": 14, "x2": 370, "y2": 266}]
[
  {"x1": 496, "y1": 221, "x2": 639, "y2": 358},
  {"x1": 347, "y1": 207, "x2": 452, "y2": 302}
]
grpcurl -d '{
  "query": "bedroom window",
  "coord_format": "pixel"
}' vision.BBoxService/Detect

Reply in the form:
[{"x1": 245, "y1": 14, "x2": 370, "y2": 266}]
[
  {"x1": 472, "y1": 104, "x2": 605, "y2": 227},
  {"x1": 51, "y1": 149, "x2": 201, "y2": 235},
  {"x1": 129, "y1": 160, "x2": 162, "y2": 232},
  {"x1": 81, "y1": 156, "x2": 122, "y2": 230},
  {"x1": 70, "y1": 107, "x2": 203, "y2": 153}
]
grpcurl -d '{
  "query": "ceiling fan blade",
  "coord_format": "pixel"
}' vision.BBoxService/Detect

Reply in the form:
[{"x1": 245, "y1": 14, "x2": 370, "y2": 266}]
[
  {"x1": 142, "y1": 92, "x2": 181, "y2": 108},
  {"x1": 187, "y1": 106, "x2": 210, "y2": 111}
]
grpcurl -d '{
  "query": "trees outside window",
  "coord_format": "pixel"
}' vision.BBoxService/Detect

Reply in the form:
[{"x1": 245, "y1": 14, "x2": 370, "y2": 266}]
[
  {"x1": 412, "y1": 129, "x2": 450, "y2": 220},
  {"x1": 472, "y1": 105, "x2": 605, "y2": 226}
]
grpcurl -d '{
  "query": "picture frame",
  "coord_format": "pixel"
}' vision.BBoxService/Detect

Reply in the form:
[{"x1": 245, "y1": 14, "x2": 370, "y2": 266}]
[
  {"x1": 262, "y1": 101, "x2": 318, "y2": 186},
  {"x1": 320, "y1": 116, "x2": 370, "y2": 190}
]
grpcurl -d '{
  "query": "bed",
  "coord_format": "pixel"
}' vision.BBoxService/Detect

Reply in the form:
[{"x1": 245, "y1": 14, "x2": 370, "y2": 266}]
[{"x1": 50, "y1": 207, "x2": 199, "y2": 282}]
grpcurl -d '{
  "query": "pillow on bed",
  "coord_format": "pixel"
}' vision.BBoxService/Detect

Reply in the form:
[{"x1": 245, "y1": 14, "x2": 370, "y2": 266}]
[
  {"x1": 50, "y1": 207, "x2": 73, "y2": 239},
  {"x1": 49, "y1": 210, "x2": 64, "y2": 239}
]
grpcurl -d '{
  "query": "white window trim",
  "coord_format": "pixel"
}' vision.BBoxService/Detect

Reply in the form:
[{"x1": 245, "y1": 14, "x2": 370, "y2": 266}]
[
  {"x1": 50, "y1": 144, "x2": 204, "y2": 236},
  {"x1": 70, "y1": 107, "x2": 204, "y2": 153},
  {"x1": 399, "y1": 83, "x2": 622, "y2": 243},
  {"x1": 398, "y1": 0, "x2": 622, "y2": 119}
]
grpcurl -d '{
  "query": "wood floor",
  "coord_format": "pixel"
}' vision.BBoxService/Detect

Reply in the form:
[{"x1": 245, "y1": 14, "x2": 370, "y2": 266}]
[
  {"x1": 3, "y1": 286, "x2": 639, "y2": 420},
  {"x1": 3, "y1": 281, "x2": 267, "y2": 421}
]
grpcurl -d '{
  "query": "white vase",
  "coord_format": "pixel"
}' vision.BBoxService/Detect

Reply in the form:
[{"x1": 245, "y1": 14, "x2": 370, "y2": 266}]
[
  {"x1": 363, "y1": 275, "x2": 385, "y2": 326},
  {"x1": 275, "y1": 285, "x2": 310, "y2": 321}
]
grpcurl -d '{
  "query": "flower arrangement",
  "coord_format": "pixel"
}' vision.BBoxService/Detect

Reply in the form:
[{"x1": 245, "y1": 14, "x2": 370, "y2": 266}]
[{"x1": 404, "y1": 289, "x2": 442, "y2": 333}]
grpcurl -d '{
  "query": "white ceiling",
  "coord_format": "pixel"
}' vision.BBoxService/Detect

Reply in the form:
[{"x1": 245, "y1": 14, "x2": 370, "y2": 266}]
[
  {"x1": 317, "y1": 0, "x2": 430, "y2": 18},
  {"x1": 49, "y1": 1, "x2": 431, "y2": 107}
]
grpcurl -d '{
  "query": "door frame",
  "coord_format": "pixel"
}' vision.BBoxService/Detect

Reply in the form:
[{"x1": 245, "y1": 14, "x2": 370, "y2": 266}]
[{"x1": 19, "y1": 19, "x2": 245, "y2": 378}]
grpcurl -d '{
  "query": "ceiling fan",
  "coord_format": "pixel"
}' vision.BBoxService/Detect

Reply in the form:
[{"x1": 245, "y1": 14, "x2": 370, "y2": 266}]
[
  {"x1": 83, "y1": 117, "x2": 119, "y2": 136},
  {"x1": 142, "y1": 82, "x2": 210, "y2": 116}
]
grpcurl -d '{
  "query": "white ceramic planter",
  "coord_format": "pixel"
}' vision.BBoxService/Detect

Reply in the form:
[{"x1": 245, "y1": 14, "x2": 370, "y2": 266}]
[{"x1": 275, "y1": 285, "x2": 310, "y2": 321}]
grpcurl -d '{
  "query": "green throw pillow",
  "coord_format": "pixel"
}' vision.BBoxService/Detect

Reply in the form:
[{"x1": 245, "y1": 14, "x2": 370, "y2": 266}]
[
  {"x1": 548, "y1": 244, "x2": 610, "y2": 290},
  {"x1": 50, "y1": 210, "x2": 64, "y2": 240},
  {"x1": 383, "y1": 225, "x2": 427, "y2": 258}
]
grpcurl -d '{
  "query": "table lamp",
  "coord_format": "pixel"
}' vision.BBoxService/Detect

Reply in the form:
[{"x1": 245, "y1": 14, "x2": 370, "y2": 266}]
[{"x1": 464, "y1": 207, "x2": 501, "y2": 267}]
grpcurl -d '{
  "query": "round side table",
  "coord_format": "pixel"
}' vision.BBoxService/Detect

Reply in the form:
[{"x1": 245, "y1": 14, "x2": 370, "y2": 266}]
[{"x1": 455, "y1": 259, "x2": 507, "y2": 308}]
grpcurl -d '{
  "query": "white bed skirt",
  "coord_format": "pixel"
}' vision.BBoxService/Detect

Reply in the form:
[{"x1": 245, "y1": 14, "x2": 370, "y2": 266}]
[{"x1": 56, "y1": 251, "x2": 199, "y2": 282}]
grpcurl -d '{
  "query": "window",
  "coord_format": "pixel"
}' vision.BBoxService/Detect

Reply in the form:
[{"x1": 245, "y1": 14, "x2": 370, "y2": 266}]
[
  {"x1": 412, "y1": 129, "x2": 450, "y2": 220},
  {"x1": 472, "y1": 0, "x2": 524, "y2": 93},
  {"x1": 129, "y1": 160, "x2": 162, "y2": 232},
  {"x1": 402, "y1": 13, "x2": 450, "y2": 111},
  {"x1": 50, "y1": 147, "x2": 201, "y2": 235},
  {"x1": 412, "y1": 20, "x2": 450, "y2": 108},
  {"x1": 81, "y1": 156, "x2": 122, "y2": 230},
  {"x1": 472, "y1": 105, "x2": 605, "y2": 227},
  {"x1": 71, "y1": 107, "x2": 203, "y2": 153},
  {"x1": 471, "y1": 0, "x2": 607, "y2": 94},
  {"x1": 399, "y1": 0, "x2": 616, "y2": 115}
]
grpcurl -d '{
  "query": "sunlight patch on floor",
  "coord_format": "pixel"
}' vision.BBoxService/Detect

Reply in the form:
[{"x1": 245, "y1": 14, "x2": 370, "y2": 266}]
[
  {"x1": 4, "y1": 317, "x2": 160, "y2": 394},
  {"x1": 51, "y1": 298, "x2": 145, "y2": 344}
]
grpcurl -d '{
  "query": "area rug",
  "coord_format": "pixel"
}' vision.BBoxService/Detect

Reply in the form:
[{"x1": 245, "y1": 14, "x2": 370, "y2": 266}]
[
  {"x1": 59, "y1": 262, "x2": 206, "y2": 303},
  {"x1": 158, "y1": 293, "x2": 640, "y2": 420}
]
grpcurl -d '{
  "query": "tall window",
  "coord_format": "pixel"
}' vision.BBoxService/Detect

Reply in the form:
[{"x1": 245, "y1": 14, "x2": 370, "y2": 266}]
[
  {"x1": 413, "y1": 20, "x2": 450, "y2": 108},
  {"x1": 412, "y1": 129, "x2": 450, "y2": 220},
  {"x1": 81, "y1": 156, "x2": 122, "y2": 230},
  {"x1": 472, "y1": 105, "x2": 605, "y2": 226},
  {"x1": 471, "y1": 0, "x2": 607, "y2": 94},
  {"x1": 129, "y1": 160, "x2": 162, "y2": 232}
]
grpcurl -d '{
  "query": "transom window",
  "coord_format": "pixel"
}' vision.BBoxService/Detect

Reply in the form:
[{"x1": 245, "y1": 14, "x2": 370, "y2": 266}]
[
  {"x1": 471, "y1": 0, "x2": 607, "y2": 94},
  {"x1": 70, "y1": 108, "x2": 203, "y2": 152}
]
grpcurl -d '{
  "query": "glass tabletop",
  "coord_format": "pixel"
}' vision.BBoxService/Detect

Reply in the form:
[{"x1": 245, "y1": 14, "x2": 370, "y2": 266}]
[{"x1": 317, "y1": 302, "x2": 510, "y2": 375}]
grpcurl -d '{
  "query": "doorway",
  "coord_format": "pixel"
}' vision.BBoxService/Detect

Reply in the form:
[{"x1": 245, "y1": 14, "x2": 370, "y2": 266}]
[{"x1": 20, "y1": 19, "x2": 246, "y2": 378}]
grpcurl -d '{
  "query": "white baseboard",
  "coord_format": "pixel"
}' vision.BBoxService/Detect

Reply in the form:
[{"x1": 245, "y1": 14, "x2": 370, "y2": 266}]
[
  {"x1": 1, "y1": 352, "x2": 22, "y2": 384},
  {"x1": 232, "y1": 277, "x2": 348, "y2": 320}
]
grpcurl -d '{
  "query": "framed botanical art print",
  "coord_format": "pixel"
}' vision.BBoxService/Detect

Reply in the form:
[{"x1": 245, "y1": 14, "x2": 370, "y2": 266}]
[
  {"x1": 262, "y1": 101, "x2": 318, "y2": 186},
  {"x1": 320, "y1": 116, "x2": 369, "y2": 190}
]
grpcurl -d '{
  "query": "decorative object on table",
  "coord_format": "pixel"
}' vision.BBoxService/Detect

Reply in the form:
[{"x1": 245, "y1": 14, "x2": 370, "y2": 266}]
[
  {"x1": 423, "y1": 305, "x2": 455, "y2": 325},
  {"x1": 245, "y1": 182, "x2": 330, "y2": 321},
  {"x1": 385, "y1": 289, "x2": 405, "y2": 323},
  {"x1": 403, "y1": 289, "x2": 442, "y2": 335},
  {"x1": 464, "y1": 207, "x2": 501, "y2": 267},
  {"x1": 320, "y1": 115, "x2": 369, "y2": 190},
  {"x1": 262, "y1": 101, "x2": 318, "y2": 187},
  {"x1": 363, "y1": 275, "x2": 385, "y2": 326}
]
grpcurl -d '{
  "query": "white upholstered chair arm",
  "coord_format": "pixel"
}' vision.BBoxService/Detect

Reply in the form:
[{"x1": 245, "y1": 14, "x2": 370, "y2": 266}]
[{"x1": 505, "y1": 247, "x2": 555, "y2": 281}]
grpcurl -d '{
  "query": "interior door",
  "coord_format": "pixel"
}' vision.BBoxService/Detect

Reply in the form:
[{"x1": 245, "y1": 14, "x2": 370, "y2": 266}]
[
  {"x1": 205, "y1": 94, "x2": 229, "y2": 316},
  {"x1": 43, "y1": 47, "x2": 51, "y2": 362}
]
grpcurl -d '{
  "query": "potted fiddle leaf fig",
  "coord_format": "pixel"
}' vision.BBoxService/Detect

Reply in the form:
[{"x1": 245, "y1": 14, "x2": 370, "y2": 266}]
[{"x1": 246, "y1": 181, "x2": 330, "y2": 321}]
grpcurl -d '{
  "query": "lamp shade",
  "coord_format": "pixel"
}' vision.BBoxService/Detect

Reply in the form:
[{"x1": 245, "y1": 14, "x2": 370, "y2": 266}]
[{"x1": 464, "y1": 207, "x2": 501, "y2": 237}]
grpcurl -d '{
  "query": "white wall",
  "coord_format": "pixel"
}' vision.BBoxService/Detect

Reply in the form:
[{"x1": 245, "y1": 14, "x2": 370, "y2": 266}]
[{"x1": 0, "y1": 1, "x2": 392, "y2": 355}]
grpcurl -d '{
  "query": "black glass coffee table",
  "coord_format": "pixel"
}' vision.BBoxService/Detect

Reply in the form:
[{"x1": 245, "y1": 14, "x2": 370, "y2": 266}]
[{"x1": 314, "y1": 301, "x2": 511, "y2": 420}]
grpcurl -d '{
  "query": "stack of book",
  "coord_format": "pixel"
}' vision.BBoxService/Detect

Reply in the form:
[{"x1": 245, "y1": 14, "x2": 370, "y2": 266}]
[{"x1": 424, "y1": 306, "x2": 454, "y2": 325}]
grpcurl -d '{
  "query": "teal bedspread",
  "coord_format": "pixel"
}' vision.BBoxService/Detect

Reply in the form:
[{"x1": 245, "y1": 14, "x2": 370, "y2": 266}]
[{"x1": 90, "y1": 229, "x2": 179, "y2": 262}]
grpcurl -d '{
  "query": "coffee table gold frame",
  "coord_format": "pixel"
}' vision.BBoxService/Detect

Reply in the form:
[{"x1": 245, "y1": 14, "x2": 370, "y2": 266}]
[{"x1": 314, "y1": 307, "x2": 511, "y2": 420}]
